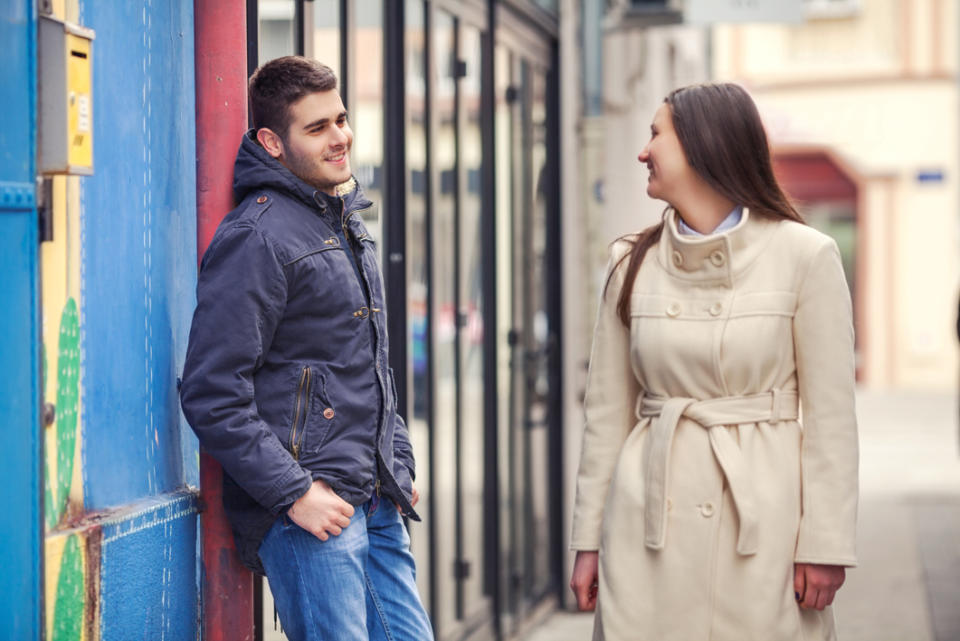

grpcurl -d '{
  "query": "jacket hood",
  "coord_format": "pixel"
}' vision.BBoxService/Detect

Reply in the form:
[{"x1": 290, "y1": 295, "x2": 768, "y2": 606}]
[{"x1": 232, "y1": 129, "x2": 369, "y2": 212}]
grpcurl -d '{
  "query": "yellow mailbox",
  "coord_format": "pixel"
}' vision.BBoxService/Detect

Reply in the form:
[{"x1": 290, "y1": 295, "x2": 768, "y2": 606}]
[{"x1": 39, "y1": 15, "x2": 95, "y2": 175}]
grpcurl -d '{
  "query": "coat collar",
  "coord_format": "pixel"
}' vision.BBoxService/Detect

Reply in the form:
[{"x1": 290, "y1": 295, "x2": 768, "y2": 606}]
[{"x1": 657, "y1": 207, "x2": 779, "y2": 287}]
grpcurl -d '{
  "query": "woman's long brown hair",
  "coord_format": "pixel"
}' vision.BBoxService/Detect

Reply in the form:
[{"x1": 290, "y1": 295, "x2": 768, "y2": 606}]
[{"x1": 606, "y1": 83, "x2": 805, "y2": 326}]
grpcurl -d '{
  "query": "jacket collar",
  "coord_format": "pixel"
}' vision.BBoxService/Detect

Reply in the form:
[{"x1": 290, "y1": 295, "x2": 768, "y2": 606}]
[{"x1": 658, "y1": 207, "x2": 778, "y2": 287}]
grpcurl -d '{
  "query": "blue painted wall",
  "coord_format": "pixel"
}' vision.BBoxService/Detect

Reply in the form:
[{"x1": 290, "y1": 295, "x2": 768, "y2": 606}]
[
  {"x1": 0, "y1": 1, "x2": 41, "y2": 639},
  {"x1": 99, "y1": 493, "x2": 199, "y2": 640},
  {"x1": 79, "y1": 0, "x2": 199, "y2": 509}
]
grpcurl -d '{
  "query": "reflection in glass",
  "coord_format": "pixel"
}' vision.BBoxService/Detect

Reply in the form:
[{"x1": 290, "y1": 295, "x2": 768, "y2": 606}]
[
  {"x1": 494, "y1": 48, "x2": 556, "y2": 631},
  {"x1": 431, "y1": 9, "x2": 458, "y2": 638},
  {"x1": 312, "y1": 0, "x2": 340, "y2": 75},
  {"x1": 493, "y1": 44, "x2": 519, "y2": 632},
  {"x1": 533, "y1": 0, "x2": 558, "y2": 14},
  {"x1": 404, "y1": 0, "x2": 432, "y2": 618},
  {"x1": 458, "y1": 22, "x2": 487, "y2": 626},
  {"x1": 259, "y1": 0, "x2": 295, "y2": 63},
  {"x1": 526, "y1": 64, "x2": 552, "y2": 603},
  {"x1": 349, "y1": 0, "x2": 383, "y2": 245}
]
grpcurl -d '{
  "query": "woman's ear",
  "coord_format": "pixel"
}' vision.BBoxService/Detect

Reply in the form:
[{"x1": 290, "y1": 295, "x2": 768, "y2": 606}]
[{"x1": 256, "y1": 128, "x2": 284, "y2": 159}]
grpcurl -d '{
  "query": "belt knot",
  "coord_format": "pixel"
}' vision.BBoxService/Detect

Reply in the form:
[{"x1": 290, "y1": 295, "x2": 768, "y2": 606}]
[{"x1": 638, "y1": 389, "x2": 799, "y2": 556}]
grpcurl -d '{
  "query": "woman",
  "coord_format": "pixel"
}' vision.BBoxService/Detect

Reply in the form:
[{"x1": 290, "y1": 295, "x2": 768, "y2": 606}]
[{"x1": 569, "y1": 83, "x2": 858, "y2": 641}]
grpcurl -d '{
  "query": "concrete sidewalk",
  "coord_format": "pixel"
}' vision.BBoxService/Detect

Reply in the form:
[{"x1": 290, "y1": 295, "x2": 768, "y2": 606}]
[{"x1": 524, "y1": 387, "x2": 960, "y2": 641}]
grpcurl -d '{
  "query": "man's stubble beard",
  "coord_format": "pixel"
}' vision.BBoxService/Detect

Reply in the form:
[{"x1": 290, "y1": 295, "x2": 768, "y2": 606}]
[{"x1": 283, "y1": 145, "x2": 351, "y2": 195}]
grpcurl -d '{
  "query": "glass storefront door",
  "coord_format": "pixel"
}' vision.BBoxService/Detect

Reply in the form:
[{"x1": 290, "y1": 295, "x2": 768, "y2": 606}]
[
  {"x1": 494, "y1": 30, "x2": 556, "y2": 636},
  {"x1": 429, "y1": 9, "x2": 491, "y2": 638},
  {"x1": 252, "y1": 3, "x2": 561, "y2": 639}
]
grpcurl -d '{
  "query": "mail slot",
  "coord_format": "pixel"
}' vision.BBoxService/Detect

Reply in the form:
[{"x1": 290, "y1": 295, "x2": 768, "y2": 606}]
[{"x1": 39, "y1": 15, "x2": 95, "y2": 175}]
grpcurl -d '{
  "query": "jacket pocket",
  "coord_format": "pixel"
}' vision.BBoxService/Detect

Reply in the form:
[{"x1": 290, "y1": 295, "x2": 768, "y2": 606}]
[
  {"x1": 288, "y1": 366, "x2": 312, "y2": 460},
  {"x1": 302, "y1": 372, "x2": 337, "y2": 454}
]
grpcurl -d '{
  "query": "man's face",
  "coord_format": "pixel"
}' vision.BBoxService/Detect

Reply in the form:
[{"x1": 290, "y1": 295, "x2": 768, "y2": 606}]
[{"x1": 273, "y1": 90, "x2": 353, "y2": 195}]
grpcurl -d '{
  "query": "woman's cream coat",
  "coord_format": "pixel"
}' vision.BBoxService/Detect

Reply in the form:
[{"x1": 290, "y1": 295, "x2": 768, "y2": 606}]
[{"x1": 571, "y1": 209, "x2": 858, "y2": 641}]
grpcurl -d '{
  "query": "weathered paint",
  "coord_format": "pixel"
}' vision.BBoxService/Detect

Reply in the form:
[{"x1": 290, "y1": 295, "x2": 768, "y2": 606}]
[
  {"x1": 195, "y1": 0, "x2": 256, "y2": 638},
  {"x1": 0, "y1": 0, "x2": 42, "y2": 638},
  {"x1": 99, "y1": 493, "x2": 199, "y2": 641},
  {"x1": 36, "y1": 1, "x2": 201, "y2": 638},
  {"x1": 79, "y1": 0, "x2": 198, "y2": 510},
  {"x1": 42, "y1": 173, "x2": 86, "y2": 534}
]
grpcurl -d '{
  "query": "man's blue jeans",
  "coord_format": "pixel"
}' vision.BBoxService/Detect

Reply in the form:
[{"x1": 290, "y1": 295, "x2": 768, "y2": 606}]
[{"x1": 258, "y1": 494, "x2": 434, "y2": 641}]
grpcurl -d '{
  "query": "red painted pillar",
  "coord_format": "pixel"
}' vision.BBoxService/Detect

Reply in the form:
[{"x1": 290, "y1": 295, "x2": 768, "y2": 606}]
[{"x1": 194, "y1": 2, "x2": 254, "y2": 640}]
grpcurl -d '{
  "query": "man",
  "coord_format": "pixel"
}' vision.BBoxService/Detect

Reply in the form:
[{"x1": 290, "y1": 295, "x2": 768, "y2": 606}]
[{"x1": 180, "y1": 56, "x2": 432, "y2": 641}]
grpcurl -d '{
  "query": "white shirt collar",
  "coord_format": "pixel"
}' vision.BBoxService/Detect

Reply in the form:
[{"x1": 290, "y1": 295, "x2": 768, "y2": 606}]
[{"x1": 677, "y1": 206, "x2": 743, "y2": 237}]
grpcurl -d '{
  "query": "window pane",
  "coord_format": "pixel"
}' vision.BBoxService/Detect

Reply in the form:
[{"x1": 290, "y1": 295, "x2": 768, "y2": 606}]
[
  {"x1": 311, "y1": 0, "x2": 340, "y2": 74},
  {"x1": 350, "y1": 0, "x2": 383, "y2": 242},
  {"x1": 404, "y1": 0, "x2": 432, "y2": 614},
  {"x1": 534, "y1": 0, "x2": 558, "y2": 14},
  {"x1": 458, "y1": 21, "x2": 487, "y2": 623},
  {"x1": 259, "y1": 0, "x2": 295, "y2": 61},
  {"x1": 431, "y1": 9, "x2": 458, "y2": 636}
]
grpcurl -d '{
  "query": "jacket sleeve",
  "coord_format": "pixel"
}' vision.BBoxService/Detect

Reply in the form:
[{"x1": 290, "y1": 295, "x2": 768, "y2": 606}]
[
  {"x1": 392, "y1": 410, "x2": 416, "y2": 490},
  {"x1": 180, "y1": 224, "x2": 312, "y2": 513},
  {"x1": 793, "y1": 238, "x2": 859, "y2": 566},
  {"x1": 570, "y1": 242, "x2": 643, "y2": 551}
]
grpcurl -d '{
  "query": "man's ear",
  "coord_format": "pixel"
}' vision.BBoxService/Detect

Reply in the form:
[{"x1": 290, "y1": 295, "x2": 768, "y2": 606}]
[{"x1": 256, "y1": 128, "x2": 284, "y2": 159}]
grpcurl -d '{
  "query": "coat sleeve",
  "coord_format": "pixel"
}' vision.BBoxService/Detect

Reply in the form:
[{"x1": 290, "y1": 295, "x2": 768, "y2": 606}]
[
  {"x1": 389, "y1": 365, "x2": 416, "y2": 489},
  {"x1": 392, "y1": 411, "x2": 415, "y2": 489},
  {"x1": 792, "y1": 238, "x2": 859, "y2": 566},
  {"x1": 180, "y1": 224, "x2": 312, "y2": 514},
  {"x1": 570, "y1": 241, "x2": 643, "y2": 551}
]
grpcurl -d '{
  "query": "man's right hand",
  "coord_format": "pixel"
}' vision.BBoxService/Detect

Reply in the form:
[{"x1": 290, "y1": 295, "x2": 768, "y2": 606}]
[{"x1": 287, "y1": 479, "x2": 355, "y2": 541}]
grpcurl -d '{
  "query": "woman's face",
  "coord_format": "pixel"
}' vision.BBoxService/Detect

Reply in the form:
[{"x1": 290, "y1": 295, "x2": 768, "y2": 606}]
[{"x1": 638, "y1": 104, "x2": 693, "y2": 205}]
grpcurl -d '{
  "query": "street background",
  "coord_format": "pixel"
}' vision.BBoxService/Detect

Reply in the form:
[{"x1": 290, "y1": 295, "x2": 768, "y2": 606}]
[{"x1": 7, "y1": 1, "x2": 960, "y2": 639}]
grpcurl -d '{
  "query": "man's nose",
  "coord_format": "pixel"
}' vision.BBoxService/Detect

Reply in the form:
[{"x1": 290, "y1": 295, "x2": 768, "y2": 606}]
[
  {"x1": 637, "y1": 148, "x2": 649, "y2": 162},
  {"x1": 331, "y1": 126, "x2": 349, "y2": 146}
]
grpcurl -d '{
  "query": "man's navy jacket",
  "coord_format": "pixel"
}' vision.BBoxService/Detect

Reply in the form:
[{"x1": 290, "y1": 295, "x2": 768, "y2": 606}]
[{"x1": 180, "y1": 131, "x2": 417, "y2": 573}]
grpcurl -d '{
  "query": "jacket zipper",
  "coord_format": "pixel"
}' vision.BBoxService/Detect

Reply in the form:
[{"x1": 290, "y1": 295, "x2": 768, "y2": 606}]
[
  {"x1": 341, "y1": 198, "x2": 389, "y2": 497},
  {"x1": 289, "y1": 366, "x2": 311, "y2": 460}
]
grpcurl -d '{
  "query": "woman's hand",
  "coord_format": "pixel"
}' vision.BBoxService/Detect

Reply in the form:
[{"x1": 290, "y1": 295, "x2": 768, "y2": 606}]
[
  {"x1": 570, "y1": 551, "x2": 600, "y2": 611},
  {"x1": 794, "y1": 563, "x2": 846, "y2": 610}
]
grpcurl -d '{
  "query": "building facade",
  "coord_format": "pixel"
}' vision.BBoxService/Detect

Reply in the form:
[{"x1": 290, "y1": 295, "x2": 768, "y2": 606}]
[
  {"x1": 1, "y1": 0, "x2": 584, "y2": 639},
  {"x1": 593, "y1": 0, "x2": 959, "y2": 391},
  {"x1": 711, "y1": 0, "x2": 960, "y2": 390}
]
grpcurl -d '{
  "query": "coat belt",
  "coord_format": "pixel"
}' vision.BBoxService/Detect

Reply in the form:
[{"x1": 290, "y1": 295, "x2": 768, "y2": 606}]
[{"x1": 636, "y1": 389, "x2": 799, "y2": 556}]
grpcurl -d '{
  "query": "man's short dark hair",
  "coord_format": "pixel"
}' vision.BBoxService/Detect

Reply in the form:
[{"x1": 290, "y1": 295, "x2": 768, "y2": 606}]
[{"x1": 248, "y1": 56, "x2": 338, "y2": 140}]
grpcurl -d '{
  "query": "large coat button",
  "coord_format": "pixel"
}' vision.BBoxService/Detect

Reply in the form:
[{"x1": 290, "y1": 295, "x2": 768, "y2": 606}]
[
  {"x1": 709, "y1": 250, "x2": 726, "y2": 267},
  {"x1": 666, "y1": 303, "x2": 681, "y2": 318},
  {"x1": 700, "y1": 502, "x2": 715, "y2": 517}
]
